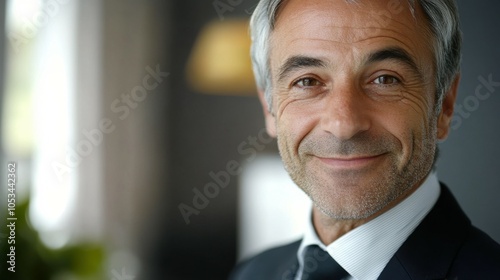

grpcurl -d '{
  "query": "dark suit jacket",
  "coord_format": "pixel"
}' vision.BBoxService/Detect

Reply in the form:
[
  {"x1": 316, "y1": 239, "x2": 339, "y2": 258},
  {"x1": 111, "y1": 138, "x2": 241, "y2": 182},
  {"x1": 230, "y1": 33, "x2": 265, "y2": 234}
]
[{"x1": 229, "y1": 185, "x2": 500, "y2": 279}]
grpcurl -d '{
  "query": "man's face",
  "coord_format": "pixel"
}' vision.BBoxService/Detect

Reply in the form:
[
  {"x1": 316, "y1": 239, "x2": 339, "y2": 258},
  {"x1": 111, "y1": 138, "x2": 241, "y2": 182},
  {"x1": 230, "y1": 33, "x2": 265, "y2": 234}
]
[{"x1": 263, "y1": 0, "x2": 457, "y2": 220}]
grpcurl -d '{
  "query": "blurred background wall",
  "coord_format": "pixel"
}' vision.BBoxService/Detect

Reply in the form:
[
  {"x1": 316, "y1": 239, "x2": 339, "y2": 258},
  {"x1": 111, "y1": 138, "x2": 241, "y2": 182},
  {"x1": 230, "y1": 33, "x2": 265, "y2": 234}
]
[{"x1": 0, "y1": 0, "x2": 498, "y2": 280}]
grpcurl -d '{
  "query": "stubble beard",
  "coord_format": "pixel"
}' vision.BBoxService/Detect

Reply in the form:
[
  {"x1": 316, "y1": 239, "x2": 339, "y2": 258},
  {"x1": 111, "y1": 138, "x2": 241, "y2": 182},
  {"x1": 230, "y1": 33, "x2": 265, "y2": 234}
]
[{"x1": 277, "y1": 127, "x2": 437, "y2": 221}]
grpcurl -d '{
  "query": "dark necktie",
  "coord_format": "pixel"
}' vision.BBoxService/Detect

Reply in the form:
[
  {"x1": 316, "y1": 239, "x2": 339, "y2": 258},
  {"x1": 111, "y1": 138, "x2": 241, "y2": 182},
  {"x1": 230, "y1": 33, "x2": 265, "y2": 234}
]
[{"x1": 301, "y1": 245, "x2": 350, "y2": 280}]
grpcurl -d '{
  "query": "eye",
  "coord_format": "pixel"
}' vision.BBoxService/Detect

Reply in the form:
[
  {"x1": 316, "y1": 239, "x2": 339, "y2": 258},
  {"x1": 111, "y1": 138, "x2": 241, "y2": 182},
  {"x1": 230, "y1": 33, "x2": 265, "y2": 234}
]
[
  {"x1": 372, "y1": 75, "x2": 401, "y2": 85},
  {"x1": 293, "y1": 77, "x2": 323, "y2": 88}
]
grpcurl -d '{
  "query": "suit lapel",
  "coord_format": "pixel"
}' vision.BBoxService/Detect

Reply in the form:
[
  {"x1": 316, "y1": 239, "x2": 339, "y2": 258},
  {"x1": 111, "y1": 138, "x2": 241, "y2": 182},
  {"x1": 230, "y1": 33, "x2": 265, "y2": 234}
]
[
  {"x1": 255, "y1": 239, "x2": 301, "y2": 280},
  {"x1": 270, "y1": 248, "x2": 300, "y2": 279},
  {"x1": 378, "y1": 184, "x2": 470, "y2": 280}
]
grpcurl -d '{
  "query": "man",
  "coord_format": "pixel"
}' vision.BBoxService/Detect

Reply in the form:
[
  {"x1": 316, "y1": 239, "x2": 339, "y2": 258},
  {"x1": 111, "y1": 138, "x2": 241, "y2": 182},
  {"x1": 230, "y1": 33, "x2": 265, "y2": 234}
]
[{"x1": 229, "y1": 0, "x2": 500, "y2": 279}]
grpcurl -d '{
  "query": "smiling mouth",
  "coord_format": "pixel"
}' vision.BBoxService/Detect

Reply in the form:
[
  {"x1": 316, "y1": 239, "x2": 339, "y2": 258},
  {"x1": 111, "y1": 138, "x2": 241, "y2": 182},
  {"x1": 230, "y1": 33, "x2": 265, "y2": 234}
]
[{"x1": 315, "y1": 154, "x2": 386, "y2": 169}]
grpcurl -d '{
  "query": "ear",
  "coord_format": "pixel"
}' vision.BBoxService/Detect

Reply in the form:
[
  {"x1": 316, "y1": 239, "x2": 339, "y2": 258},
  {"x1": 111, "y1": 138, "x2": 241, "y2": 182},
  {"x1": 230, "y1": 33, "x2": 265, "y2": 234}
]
[
  {"x1": 437, "y1": 74, "x2": 460, "y2": 140},
  {"x1": 257, "y1": 89, "x2": 277, "y2": 138}
]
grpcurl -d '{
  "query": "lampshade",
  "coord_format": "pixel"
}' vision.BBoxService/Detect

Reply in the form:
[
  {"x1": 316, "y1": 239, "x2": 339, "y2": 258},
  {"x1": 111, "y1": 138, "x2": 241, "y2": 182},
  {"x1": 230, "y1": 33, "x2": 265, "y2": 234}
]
[{"x1": 186, "y1": 19, "x2": 256, "y2": 95}]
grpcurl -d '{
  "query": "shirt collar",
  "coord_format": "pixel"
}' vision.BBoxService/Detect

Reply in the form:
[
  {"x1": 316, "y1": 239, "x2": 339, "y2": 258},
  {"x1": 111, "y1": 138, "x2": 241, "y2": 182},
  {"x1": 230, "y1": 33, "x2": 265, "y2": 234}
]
[{"x1": 296, "y1": 172, "x2": 441, "y2": 280}]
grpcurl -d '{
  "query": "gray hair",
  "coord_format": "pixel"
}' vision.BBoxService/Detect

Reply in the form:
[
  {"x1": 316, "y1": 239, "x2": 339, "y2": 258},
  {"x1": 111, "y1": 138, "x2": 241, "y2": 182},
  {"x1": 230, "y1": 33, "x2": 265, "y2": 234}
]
[{"x1": 249, "y1": 0, "x2": 462, "y2": 112}]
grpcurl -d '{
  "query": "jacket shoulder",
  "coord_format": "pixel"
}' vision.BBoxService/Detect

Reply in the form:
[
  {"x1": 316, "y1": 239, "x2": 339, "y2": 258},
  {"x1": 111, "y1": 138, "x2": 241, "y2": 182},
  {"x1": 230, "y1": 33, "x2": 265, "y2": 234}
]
[
  {"x1": 228, "y1": 240, "x2": 301, "y2": 280},
  {"x1": 380, "y1": 184, "x2": 500, "y2": 279},
  {"x1": 448, "y1": 226, "x2": 500, "y2": 277}
]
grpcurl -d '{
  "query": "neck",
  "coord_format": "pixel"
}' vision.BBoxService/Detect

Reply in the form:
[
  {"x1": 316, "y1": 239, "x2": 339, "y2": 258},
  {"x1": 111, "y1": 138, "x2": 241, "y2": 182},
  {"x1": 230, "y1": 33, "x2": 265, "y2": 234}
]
[
  {"x1": 312, "y1": 208, "x2": 369, "y2": 245},
  {"x1": 312, "y1": 180, "x2": 424, "y2": 245}
]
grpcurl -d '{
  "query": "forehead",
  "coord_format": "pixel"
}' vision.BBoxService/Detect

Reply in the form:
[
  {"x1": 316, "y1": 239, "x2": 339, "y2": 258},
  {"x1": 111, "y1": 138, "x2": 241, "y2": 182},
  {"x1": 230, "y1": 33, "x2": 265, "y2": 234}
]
[{"x1": 270, "y1": 0, "x2": 433, "y2": 68}]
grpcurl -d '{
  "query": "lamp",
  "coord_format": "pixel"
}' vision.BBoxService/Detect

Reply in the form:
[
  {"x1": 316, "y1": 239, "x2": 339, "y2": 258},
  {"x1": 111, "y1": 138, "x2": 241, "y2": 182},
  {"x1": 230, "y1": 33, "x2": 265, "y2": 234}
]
[{"x1": 186, "y1": 19, "x2": 256, "y2": 95}]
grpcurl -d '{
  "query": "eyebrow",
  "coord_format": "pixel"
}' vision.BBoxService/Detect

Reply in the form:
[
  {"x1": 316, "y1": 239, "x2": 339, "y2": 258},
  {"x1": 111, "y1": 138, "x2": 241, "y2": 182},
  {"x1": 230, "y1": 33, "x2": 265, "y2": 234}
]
[
  {"x1": 278, "y1": 56, "x2": 327, "y2": 83},
  {"x1": 366, "y1": 47, "x2": 422, "y2": 77},
  {"x1": 276, "y1": 47, "x2": 422, "y2": 83}
]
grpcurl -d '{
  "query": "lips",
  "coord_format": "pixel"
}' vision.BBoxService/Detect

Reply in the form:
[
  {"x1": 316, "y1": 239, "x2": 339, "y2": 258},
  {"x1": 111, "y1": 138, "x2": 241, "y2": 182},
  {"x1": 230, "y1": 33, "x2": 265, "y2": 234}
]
[{"x1": 315, "y1": 153, "x2": 386, "y2": 169}]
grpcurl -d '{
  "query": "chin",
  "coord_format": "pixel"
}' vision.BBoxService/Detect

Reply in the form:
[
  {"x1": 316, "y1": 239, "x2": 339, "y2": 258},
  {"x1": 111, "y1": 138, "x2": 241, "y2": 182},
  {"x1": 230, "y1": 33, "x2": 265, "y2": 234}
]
[{"x1": 302, "y1": 172, "x2": 406, "y2": 220}]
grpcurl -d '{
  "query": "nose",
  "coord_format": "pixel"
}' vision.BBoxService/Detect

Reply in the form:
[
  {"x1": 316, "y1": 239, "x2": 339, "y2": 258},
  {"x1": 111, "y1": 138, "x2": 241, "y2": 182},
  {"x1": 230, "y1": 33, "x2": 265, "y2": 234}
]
[{"x1": 320, "y1": 81, "x2": 371, "y2": 140}]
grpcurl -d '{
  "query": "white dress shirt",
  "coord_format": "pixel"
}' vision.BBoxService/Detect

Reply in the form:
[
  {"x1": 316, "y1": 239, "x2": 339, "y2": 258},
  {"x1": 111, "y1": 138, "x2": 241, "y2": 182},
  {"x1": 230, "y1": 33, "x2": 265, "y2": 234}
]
[{"x1": 295, "y1": 172, "x2": 441, "y2": 280}]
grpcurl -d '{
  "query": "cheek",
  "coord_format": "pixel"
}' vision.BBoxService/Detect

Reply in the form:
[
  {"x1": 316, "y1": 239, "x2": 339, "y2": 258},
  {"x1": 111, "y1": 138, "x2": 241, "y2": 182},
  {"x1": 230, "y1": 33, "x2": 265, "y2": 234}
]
[
  {"x1": 387, "y1": 87, "x2": 436, "y2": 136},
  {"x1": 371, "y1": 104, "x2": 428, "y2": 158},
  {"x1": 276, "y1": 99, "x2": 321, "y2": 152}
]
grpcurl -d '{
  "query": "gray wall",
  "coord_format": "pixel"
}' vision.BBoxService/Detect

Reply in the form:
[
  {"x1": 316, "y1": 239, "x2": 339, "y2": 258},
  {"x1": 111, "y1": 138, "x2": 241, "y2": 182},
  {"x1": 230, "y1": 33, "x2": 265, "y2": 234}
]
[{"x1": 437, "y1": 0, "x2": 500, "y2": 243}]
